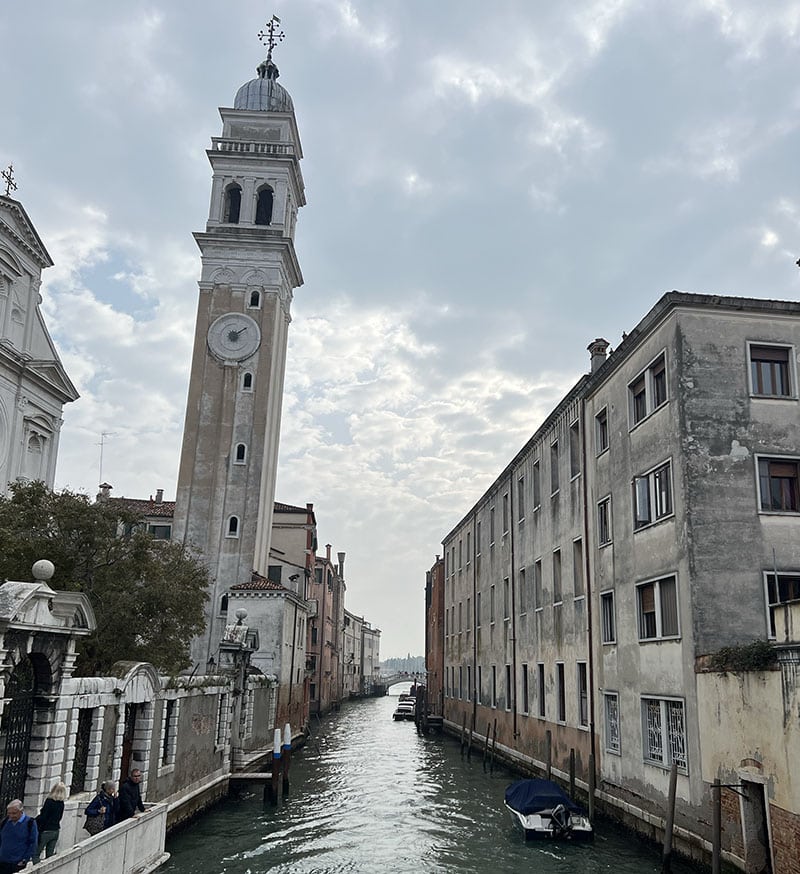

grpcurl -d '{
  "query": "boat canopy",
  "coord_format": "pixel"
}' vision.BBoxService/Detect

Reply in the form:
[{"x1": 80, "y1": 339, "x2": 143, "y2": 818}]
[{"x1": 504, "y1": 779, "x2": 586, "y2": 816}]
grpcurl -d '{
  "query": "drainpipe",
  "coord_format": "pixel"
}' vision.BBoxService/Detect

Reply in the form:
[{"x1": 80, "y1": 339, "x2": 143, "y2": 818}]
[
  {"x1": 509, "y1": 475, "x2": 518, "y2": 740},
  {"x1": 581, "y1": 397, "x2": 598, "y2": 780},
  {"x1": 288, "y1": 597, "x2": 298, "y2": 723}
]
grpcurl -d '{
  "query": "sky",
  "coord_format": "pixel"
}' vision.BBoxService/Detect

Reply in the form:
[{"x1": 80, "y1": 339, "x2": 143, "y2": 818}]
[{"x1": 2, "y1": 1, "x2": 800, "y2": 659}]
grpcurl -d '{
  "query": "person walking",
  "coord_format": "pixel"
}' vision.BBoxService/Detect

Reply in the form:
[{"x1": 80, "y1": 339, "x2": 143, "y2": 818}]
[
  {"x1": 0, "y1": 800, "x2": 38, "y2": 874},
  {"x1": 34, "y1": 783, "x2": 66, "y2": 862},
  {"x1": 117, "y1": 769, "x2": 145, "y2": 821},
  {"x1": 84, "y1": 781, "x2": 117, "y2": 834}
]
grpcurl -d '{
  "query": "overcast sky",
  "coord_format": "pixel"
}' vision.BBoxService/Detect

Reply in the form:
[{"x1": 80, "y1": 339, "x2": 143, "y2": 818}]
[{"x1": 3, "y1": 1, "x2": 800, "y2": 659}]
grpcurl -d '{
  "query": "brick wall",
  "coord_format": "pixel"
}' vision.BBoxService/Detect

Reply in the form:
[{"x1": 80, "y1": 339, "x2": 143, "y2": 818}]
[{"x1": 770, "y1": 803, "x2": 800, "y2": 874}]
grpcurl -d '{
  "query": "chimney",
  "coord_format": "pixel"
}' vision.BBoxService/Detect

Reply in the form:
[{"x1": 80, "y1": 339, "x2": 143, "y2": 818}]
[
  {"x1": 155, "y1": 488, "x2": 164, "y2": 504},
  {"x1": 588, "y1": 338, "x2": 610, "y2": 373},
  {"x1": 325, "y1": 543, "x2": 331, "y2": 562},
  {"x1": 338, "y1": 551, "x2": 346, "y2": 578},
  {"x1": 96, "y1": 483, "x2": 112, "y2": 503}
]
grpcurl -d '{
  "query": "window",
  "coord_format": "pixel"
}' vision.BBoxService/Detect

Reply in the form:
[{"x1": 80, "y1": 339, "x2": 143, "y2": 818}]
[
  {"x1": 552, "y1": 549, "x2": 562, "y2": 604},
  {"x1": 148, "y1": 524, "x2": 171, "y2": 540},
  {"x1": 458, "y1": 601, "x2": 463, "y2": 632},
  {"x1": 226, "y1": 516, "x2": 239, "y2": 538},
  {"x1": 477, "y1": 666, "x2": 482, "y2": 705},
  {"x1": 505, "y1": 665, "x2": 512, "y2": 711},
  {"x1": 219, "y1": 594, "x2": 228, "y2": 616},
  {"x1": 161, "y1": 698, "x2": 179, "y2": 768},
  {"x1": 642, "y1": 697, "x2": 687, "y2": 771},
  {"x1": 758, "y1": 456, "x2": 800, "y2": 512},
  {"x1": 522, "y1": 664, "x2": 529, "y2": 714},
  {"x1": 577, "y1": 663, "x2": 588, "y2": 727},
  {"x1": 537, "y1": 663, "x2": 546, "y2": 718},
  {"x1": 234, "y1": 443, "x2": 247, "y2": 464},
  {"x1": 490, "y1": 507, "x2": 496, "y2": 544},
  {"x1": 533, "y1": 461, "x2": 541, "y2": 509},
  {"x1": 633, "y1": 460, "x2": 673, "y2": 529},
  {"x1": 476, "y1": 521, "x2": 481, "y2": 555},
  {"x1": 749, "y1": 343, "x2": 792, "y2": 397},
  {"x1": 467, "y1": 666, "x2": 472, "y2": 702},
  {"x1": 518, "y1": 477, "x2": 525, "y2": 521},
  {"x1": 503, "y1": 493, "x2": 509, "y2": 534},
  {"x1": 573, "y1": 539, "x2": 584, "y2": 597},
  {"x1": 491, "y1": 666, "x2": 497, "y2": 707},
  {"x1": 459, "y1": 666, "x2": 463, "y2": 699},
  {"x1": 247, "y1": 290, "x2": 260, "y2": 309},
  {"x1": 466, "y1": 597, "x2": 471, "y2": 631},
  {"x1": 597, "y1": 496, "x2": 612, "y2": 546},
  {"x1": 556, "y1": 663, "x2": 566, "y2": 722},
  {"x1": 519, "y1": 568, "x2": 527, "y2": 614},
  {"x1": 569, "y1": 420, "x2": 581, "y2": 478},
  {"x1": 476, "y1": 591, "x2": 482, "y2": 628},
  {"x1": 595, "y1": 407, "x2": 609, "y2": 454},
  {"x1": 458, "y1": 539, "x2": 463, "y2": 571},
  {"x1": 466, "y1": 532, "x2": 471, "y2": 565},
  {"x1": 224, "y1": 184, "x2": 241, "y2": 223},
  {"x1": 550, "y1": 441, "x2": 560, "y2": 494},
  {"x1": 255, "y1": 185, "x2": 274, "y2": 225},
  {"x1": 764, "y1": 572, "x2": 800, "y2": 637},
  {"x1": 490, "y1": 585, "x2": 496, "y2": 623},
  {"x1": 637, "y1": 575, "x2": 679, "y2": 640},
  {"x1": 503, "y1": 578, "x2": 510, "y2": 620},
  {"x1": 629, "y1": 352, "x2": 668, "y2": 426},
  {"x1": 600, "y1": 591, "x2": 616, "y2": 643},
  {"x1": 242, "y1": 371, "x2": 253, "y2": 391},
  {"x1": 267, "y1": 565, "x2": 282, "y2": 583},
  {"x1": 534, "y1": 560, "x2": 543, "y2": 611},
  {"x1": 604, "y1": 692, "x2": 620, "y2": 753}
]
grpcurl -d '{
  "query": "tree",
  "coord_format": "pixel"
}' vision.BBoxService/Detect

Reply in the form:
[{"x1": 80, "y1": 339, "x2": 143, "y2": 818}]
[{"x1": 0, "y1": 481, "x2": 209, "y2": 676}]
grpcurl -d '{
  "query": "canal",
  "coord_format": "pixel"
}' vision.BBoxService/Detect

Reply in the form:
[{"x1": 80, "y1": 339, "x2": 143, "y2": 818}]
[{"x1": 164, "y1": 690, "x2": 699, "y2": 874}]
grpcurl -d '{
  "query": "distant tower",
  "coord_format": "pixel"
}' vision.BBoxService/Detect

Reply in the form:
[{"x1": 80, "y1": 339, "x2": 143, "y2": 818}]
[{"x1": 173, "y1": 24, "x2": 305, "y2": 667}]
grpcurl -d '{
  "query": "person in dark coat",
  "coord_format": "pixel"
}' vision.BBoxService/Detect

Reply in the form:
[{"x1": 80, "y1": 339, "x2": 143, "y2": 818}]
[
  {"x1": 34, "y1": 782, "x2": 66, "y2": 862},
  {"x1": 85, "y1": 781, "x2": 117, "y2": 832},
  {"x1": 0, "y1": 800, "x2": 38, "y2": 874},
  {"x1": 117, "y1": 769, "x2": 145, "y2": 821}
]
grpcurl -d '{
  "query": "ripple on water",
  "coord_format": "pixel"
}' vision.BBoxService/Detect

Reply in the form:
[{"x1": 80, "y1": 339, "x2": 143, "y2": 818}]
[{"x1": 165, "y1": 697, "x2": 699, "y2": 874}]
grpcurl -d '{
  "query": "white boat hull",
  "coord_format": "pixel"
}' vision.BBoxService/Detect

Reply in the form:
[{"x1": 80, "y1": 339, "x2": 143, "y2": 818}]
[{"x1": 505, "y1": 802, "x2": 594, "y2": 841}]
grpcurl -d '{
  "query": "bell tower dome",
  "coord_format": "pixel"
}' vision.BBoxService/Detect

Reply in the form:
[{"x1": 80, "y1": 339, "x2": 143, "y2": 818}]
[{"x1": 173, "y1": 20, "x2": 305, "y2": 668}]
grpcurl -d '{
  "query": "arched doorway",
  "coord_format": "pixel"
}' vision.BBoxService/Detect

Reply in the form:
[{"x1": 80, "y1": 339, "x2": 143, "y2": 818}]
[{"x1": 0, "y1": 657, "x2": 36, "y2": 805}]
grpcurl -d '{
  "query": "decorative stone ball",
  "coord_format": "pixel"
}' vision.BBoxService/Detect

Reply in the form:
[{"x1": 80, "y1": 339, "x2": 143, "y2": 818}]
[
  {"x1": 235, "y1": 608, "x2": 248, "y2": 622},
  {"x1": 32, "y1": 559, "x2": 55, "y2": 581}
]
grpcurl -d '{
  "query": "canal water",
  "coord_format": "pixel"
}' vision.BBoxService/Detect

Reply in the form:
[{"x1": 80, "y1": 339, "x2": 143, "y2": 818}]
[{"x1": 164, "y1": 689, "x2": 699, "y2": 874}]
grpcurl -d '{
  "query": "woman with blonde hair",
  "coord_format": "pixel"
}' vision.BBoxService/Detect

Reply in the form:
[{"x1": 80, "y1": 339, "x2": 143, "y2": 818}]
[{"x1": 34, "y1": 782, "x2": 66, "y2": 862}]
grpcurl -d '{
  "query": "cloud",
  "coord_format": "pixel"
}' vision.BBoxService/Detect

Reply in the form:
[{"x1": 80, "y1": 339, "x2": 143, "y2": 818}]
[{"x1": 695, "y1": 0, "x2": 800, "y2": 58}]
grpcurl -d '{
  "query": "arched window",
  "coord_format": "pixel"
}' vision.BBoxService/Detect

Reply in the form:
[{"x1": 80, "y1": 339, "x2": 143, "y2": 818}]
[
  {"x1": 242, "y1": 372, "x2": 253, "y2": 391},
  {"x1": 248, "y1": 290, "x2": 261, "y2": 308},
  {"x1": 220, "y1": 594, "x2": 229, "y2": 616},
  {"x1": 226, "y1": 516, "x2": 239, "y2": 538},
  {"x1": 255, "y1": 186, "x2": 273, "y2": 225},
  {"x1": 25, "y1": 434, "x2": 44, "y2": 481},
  {"x1": 224, "y1": 184, "x2": 242, "y2": 224},
  {"x1": 234, "y1": 443, "x2": 247, "y2": 464}
]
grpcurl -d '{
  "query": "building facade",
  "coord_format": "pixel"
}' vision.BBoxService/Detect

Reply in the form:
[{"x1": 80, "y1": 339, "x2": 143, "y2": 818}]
[
  {"x1": 437, "y1": 292, "x2": 800, "y2": 873},
  {"x1": 0, "y1": 195, "x2": 78, "y2": 492},
  {"x1": 172, "y1": 48, "x2": 306, "y2": 669}
]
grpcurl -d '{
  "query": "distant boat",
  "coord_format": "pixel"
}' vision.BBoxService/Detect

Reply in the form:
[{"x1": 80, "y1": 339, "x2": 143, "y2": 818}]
[
  {"x1": 504, "y1": 778, "x2": 593, "y2": 841},
  {"x1": 392, "y1": 693, "x2": 416, "y2": 721}
]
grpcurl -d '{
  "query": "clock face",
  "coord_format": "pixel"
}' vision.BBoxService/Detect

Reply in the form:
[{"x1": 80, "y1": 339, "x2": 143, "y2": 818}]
[{"x1": 207, "y1": 313, "x2": 261, "y2": 362}]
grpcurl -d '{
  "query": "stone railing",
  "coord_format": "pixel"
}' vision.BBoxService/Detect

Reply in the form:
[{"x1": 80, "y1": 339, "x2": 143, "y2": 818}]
[
  {"x1": 33, "y1": 803, "x2": 168, "y2": 874},
  {"x1": 210, "y1": 138, "x2": 295, "y2": 156}
]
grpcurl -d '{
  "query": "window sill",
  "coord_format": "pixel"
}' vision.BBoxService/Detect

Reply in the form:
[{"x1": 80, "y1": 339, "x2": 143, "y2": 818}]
[
  {"x1": 570, "y1": 472, "x2": 581, "y2": 482},
  {"x1": 601, "y1": 640, "x2": 617, "y2": 646},
  {"x1": 629, "y1": 401, "x2": 668, "y2": 433},
  {"x1": 643, "y1": 759, "x2": 688, "y2": 776},
  {"x1": 634, "y1": 512, "x2": 675, "y2": 532},
  {"x1": 596, "y1": 447, "x2": 609, "y2": 458},
  {"x1": 573, "y1": 595, "x2": 586, "y2": 602},
  {"x1": 750, "y1": 393, "x2": 797, "y2": 401},
  {"x1": 605, "y1": 747, "x2": 621, "y2": 757},
  {"x1": 758, "y1": 508, "x2": 800, "y2": 516},
  {"x1": 638, "y1": 635, "x2": 681, "y2": 644},
  {"x1": 598, "y1": 540, "x2": 613, "y2": 548}
]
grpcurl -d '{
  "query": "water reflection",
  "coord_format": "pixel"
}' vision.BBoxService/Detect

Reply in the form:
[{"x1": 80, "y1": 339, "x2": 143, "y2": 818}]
[{"x1": 164, "y1": 694, "x2": 697, "y2": 874}]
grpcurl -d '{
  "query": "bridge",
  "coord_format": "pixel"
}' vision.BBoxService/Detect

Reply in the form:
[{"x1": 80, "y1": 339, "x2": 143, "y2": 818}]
[{"x1": 374, "y1": 672, "x2": 426, "y2": 694}]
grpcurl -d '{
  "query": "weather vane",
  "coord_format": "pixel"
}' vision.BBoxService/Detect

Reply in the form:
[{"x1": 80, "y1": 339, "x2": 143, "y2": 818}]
[
  {"x1": 258, "y1": 15, "x2": 285, "y2": 64},
  {"x1": 2, "y1": 164, "x2": 17, "y2": 197}
]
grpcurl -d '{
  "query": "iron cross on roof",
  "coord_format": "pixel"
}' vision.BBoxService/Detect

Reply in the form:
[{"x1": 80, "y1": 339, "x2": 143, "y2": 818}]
[
  {"x1": 258, "y1": 15, "x2": 285, "y2": 64},
  {"x1": 2, "y1": 164, "x2": 17, "y2": 197}
]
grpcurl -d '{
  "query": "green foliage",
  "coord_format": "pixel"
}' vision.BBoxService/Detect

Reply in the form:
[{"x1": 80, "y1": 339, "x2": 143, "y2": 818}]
[
  {"x1": 0, "y1": 481, "x2": 209, "y2": 676},
  {"x1": 708, "y1": 640, "x2": 778, "y2": 673}
]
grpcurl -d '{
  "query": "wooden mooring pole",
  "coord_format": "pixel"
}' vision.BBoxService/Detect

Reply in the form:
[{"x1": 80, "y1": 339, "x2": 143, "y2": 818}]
[
  {"x1": 460, "y1": 713, "x2": 467, "y2": 758},
  {"x1": 281, "y1": 723, "x2": 292, "y2": 798},
  {"x1": 569, "y1": 748, "x2": 575, "y2": 798},
  {"x1": 265, "y1": 728, "x2": 281, "y2": 805},
  {"x1": 712, "y1": 779, "x2": 721, "y2": 874},
  {"x1": 490, "y1": 719, "x2": 497, "y2": 774},
  {"x1": 662, "y1": 761, "x2": 678, "y2": 874},
  {"x1": 545, "y1": 730, "x2": 552, "y2": 781},
  {"x1": 483, "y1": 722, "x2": 491, "y2": 772},
  {"x1": 588, "y1": 753, "x2": 596, "y2": 823}
]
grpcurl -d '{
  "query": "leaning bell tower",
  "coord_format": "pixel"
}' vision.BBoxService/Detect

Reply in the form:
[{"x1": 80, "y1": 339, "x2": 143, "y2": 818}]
[{"x1": 173, "y1": 19, "x2": 305, "y2": 667}]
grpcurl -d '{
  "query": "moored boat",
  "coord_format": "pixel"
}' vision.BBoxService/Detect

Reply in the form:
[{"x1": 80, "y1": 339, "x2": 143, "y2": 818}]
[{"x1": 504, "y1": 778, "x2": 593, "y2": 841}]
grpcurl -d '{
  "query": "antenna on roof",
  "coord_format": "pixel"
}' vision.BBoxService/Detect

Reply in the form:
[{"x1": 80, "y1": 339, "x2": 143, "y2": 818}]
[{"x1": 97, "y1": 431, "x2": 116, "y2": 485}]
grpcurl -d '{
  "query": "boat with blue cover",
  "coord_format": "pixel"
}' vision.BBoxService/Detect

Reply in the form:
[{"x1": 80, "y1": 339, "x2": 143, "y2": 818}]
[{"x1": 504, "y1": 778, "x2": 593, "y2": 841}]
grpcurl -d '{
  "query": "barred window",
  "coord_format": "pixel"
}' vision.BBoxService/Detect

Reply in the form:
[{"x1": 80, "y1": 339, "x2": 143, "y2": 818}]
[
  {"x1": 642, "y1": 697, "x2": 687, "y2": 771},
  {"x1": 604, "y1": 693, "x2": 620, "y2": 753}
]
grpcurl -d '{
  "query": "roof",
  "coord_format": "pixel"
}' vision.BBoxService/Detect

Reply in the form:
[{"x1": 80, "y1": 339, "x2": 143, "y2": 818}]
[
  {"x1": 107, "y1": 497, "x2": 175, "y2": 518},
  {"x1": 273, "y1": 501, "x2": 310, "y2": 514},
  {"x1": 233, "y1": 61, "x2": 294, "y2": 112},
  {"x1": 230, "y1": 571, "x2": 288, "y2": 592}
]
